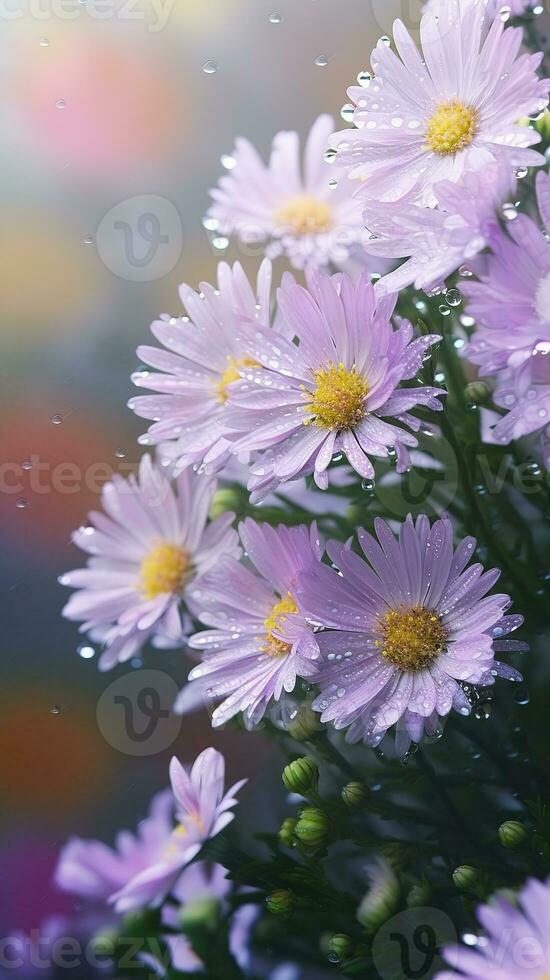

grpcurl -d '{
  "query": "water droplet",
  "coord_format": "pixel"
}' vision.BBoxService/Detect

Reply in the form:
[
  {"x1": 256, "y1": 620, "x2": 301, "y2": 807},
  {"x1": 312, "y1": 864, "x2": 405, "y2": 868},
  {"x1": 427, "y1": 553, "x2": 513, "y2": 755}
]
[
  {"x1": 445, "y1": 288, "x2": 462, "y2": 307},
  {"x1": 357, "y1": 70, "x2": 371, "y2": 86},
  {"x1": 114, "y1": 448, "x2": 126, "y2": 459},
  {"x1": 78, "y1": 645, "x2": 95, "y2": 660},
  {"x1": 221, "y1": 154, "x2": 236, "y2": 170},
  {"x1": 55, "y1": 99, "x2": 66, "y2": 109},
  {"x1": 16, "y1": 497, "x2": 28, "y2": 509},
  {"x1": 361, "y1": 478, "x2": 375, "y2": 493},
  {"x1": 268, "y1": 10, "x2": 282, "y2": 22},
  {"x1": 21, "y1": 460, "x2": 32, "y2": 471},
  {"x1": 39, "y1": 36, "x2": 49, "y2": 46},
  {"x1": 439, "y1": 305, "x2": 451, "y2": 317},
  {"x1": 82, "y1": 235, "x2": 94, "y2": 246},
  {"x1": 514, "y1": 687, "x2": 530, "y2": 706},
  {"x1": 212, "y1": 235, "x2": 229, "y2": 250},
  {"x1": 314, "y1": 54, "x2": 329, "y2": 67},
  {"x1": 499, "y1": 4, "x2": 511, "y2": 21},
  {"x1": 51, "y1": 414, "x2": 63, "y2": 425},
  {"x1": 340, "y1": 103, "x2": 354, "y2": 122},
  {"x1": 50, "y1": 704, "x2": 63, "y2": 715},
  {"x1": 202, "y1": 60, "x2": 218, "y2": 74},
  {"x1": 514, "y1": 166, "x2": 528, "y2": 179},
  {"x1": 379, "y1": 35, "x2": 391, "y2": 45},
  {"x1": 501, "y1": 202, "x2": 518, "y2": 221}
]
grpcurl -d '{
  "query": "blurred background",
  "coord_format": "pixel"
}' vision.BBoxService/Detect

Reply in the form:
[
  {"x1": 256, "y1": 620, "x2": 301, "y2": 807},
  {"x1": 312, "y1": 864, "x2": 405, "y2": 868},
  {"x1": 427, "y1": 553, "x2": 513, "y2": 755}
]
[{"x1": 0, "y1": 0, "x2": 434, "y2": 943}]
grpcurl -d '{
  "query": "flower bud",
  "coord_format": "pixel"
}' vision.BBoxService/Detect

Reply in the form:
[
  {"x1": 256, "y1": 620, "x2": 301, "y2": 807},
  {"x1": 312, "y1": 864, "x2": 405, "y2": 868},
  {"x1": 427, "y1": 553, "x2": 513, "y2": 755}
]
[
  {"x1": 357, "y1": 858, "x2": 400, "y2": 932},
  {"x1": 266, "y1": 889, "x2": 295, "y2": 915},
  {"x1": 208, "y1": 488, "x2": 241, "y2": 520},
  {"x1": 295, "y1": 806, "x2": 329, "y2": 847},
  {"x1": 327, "y1": 934, "x2": 355, "y2": 961},
  {"x1": 406, "y1": 879, "x2": 431, "y2": 907},
  {"x1": 464, "y1": 381, "x2": 491, "y2": 405},
  {"x1": 179, "y1": 897, "x2": 219, "y2": 932},
  {"x1": 278, "y1": 817, "x2": 298, "y2": 847},
  {"x1": 287, "y1": 703, "x2": 322, "y2": 741},
  {"x1": 341, "y1": 781, "x2": 367, "y2": 808},
  {"x1": 499, "y1": 820, "x2": 528, "y2": 849},
  {"x1": 282, "y1": 757, "x2": 319, "y2": 796},
  {"x1": 452, "y1": 865, "x2": 480, "y2": 891}
]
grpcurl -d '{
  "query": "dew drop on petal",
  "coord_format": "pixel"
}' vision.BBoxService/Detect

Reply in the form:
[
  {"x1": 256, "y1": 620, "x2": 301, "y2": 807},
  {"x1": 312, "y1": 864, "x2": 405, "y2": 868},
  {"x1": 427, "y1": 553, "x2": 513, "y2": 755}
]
[{"x1": 202, "y1": 60, "x2": 218, "y2": 74}]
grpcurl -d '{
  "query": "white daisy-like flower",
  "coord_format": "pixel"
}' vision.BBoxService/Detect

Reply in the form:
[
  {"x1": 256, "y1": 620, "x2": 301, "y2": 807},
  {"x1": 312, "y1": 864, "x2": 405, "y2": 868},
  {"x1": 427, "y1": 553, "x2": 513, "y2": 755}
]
[{"x1": 207, "y1": 114, "x2": 372, "y2": 270}]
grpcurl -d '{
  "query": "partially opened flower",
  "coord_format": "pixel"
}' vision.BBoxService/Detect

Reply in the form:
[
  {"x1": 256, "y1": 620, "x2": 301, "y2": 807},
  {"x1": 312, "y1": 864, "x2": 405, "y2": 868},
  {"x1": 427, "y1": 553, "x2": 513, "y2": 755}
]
[
  {"x1": 332, "y1": 1, "x2": 548, "y2": 209},
  {"x1": 128, "y1": 260, "x2": 277, "y2": 473},
  {"x1": 436, "y1": 875, "x2": 550, "y2": 979},
  {"x1": 298, "y1": 515, "x2": 524, "y2": 753},
  {"x1": 55, "y1": 789, "x2": 175, "y2": 904},
  {"x1": 111, "y1": 748, "x2": 246, "y2": 913},
  {"x1": 224, "y1": 271, "x2": 444, "y2": 500},
  {"x1": 179, "y1": 520, "x2": 323, "y2": 728},
  {"x1": 60, "y1": 455, "x2": 240, "y2": 670},
  {"x1": 207, "y1": 114, "x2": 370, "y2": 270},
  {"x1": 365, "y1": 164, "x2": 515, "y2": 294},
  {"x1": 57, "y1": 748, "x2": 245, "y2": 915}
]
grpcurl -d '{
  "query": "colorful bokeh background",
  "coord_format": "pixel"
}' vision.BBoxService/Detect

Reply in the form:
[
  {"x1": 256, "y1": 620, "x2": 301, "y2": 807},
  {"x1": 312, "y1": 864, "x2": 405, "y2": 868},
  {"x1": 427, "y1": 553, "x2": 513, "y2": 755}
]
[{"x1": 3, "y1": 0, "x2": 548, "y2": 953}]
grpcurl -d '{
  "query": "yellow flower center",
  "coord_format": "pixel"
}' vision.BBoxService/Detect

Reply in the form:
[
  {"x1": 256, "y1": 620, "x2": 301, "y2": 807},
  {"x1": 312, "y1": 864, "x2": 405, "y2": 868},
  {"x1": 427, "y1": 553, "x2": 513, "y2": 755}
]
[
  {"x1": 306, "y1": 363, "x2": 369, "y2": 430},
  {"x1": 140, "y1": 541, "x2": 191, "y2": 600},
  {"x1": 426, "y1": 100, "x2": 479, "y2": 155},
  {"x1": 262, "y1": 592, "x2": 299, "y2": 657},
  {"x1": 377, "y1": 605, "x2": 447, "y2": 671},
  {"x1": 216, "y1": 356, "x2": 259, "y2": 403},
  {"x1": 275, "y1": 195, "x2": 332, "y2": 235}
]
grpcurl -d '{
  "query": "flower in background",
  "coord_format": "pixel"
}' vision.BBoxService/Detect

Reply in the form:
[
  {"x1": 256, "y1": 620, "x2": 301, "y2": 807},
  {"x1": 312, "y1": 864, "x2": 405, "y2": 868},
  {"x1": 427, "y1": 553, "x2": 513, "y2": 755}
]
[
  {"x1": 436, "y1": 875, "x2": 550, "y2": 978},
  {"x1": 56, "y1": 748, "x2": 245, "y2": 914},
  {"x1": 207, "y1": 114, "x2": 370, "y2": 270},
  {"x1": 180, "y1": 520, "x2": 323, "y2": 728},
  {"x1": 224, "y1": 271, "x2": 443, "y2": 499},
  {"x1": 298, "y1": 515, "x2": 524, "y2": 754},
  {"x1": 55, "y1": 789, "x2": 175, "y2": 903},
  {"x1": 332, "y1": 1, "x2": 548, "y2": 209},
  {"x1": 60, "y1": 455, "x2": 240, "y2": 670},
  {"x1": 129, "y1": 260, "x2": 278, "y2": 474},
  {"x1": 142, "y1": 863, "x2": 256, "y2": 975},
  {"x1": 365, "y1": 164, "x2": 515, "y2": 294},
  {"x1": 463, "y1": 171, "x2": 550, "y2": 463}
]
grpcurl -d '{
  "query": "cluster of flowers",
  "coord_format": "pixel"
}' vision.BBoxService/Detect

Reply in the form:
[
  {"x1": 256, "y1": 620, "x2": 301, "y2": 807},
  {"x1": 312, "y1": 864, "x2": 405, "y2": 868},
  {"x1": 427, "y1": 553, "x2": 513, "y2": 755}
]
[
  {"x1": 52, "y1": 1, "x2": 550, "y2": 976},
  {"x1": 60, "y1": 0, "x2": 546, "y2": 751}
]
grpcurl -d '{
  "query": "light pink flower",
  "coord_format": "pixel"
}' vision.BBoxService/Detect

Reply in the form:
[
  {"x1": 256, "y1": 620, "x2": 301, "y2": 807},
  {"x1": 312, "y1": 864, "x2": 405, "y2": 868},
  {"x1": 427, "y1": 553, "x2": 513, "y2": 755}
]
[
  {"x1": 60, "y1": 455, "x2": 240, "y2": 670},
  {"x1": 332, "y1": 0, "x2": 548, "y2": 210},
  {"x1": 207, "y1": 114, "x2": 372, "y2": 270}
]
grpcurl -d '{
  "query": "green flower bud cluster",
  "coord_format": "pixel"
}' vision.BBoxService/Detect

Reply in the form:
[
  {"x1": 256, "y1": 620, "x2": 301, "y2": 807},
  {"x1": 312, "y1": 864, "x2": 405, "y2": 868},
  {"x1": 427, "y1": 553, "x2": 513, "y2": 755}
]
[{"x1": 295, "y1": 806, "x2": 329, "y2": 847}]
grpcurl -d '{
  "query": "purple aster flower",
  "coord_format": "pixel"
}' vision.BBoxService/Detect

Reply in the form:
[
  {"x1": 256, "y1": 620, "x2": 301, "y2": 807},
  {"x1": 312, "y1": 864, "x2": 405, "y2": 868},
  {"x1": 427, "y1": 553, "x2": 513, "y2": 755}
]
[
  {"x1": 142, "y1": 863, "x2": 256, "y2": 975},
  {"x1": 436, "y1": 875, "x2": 550, "y2": 979},
  {"x1": 207, "y1": 114, "x2": 372, "y2": 271},
  {"x1": 223, "y1": 270, "x2": 444, "y2": 500},
  {"x1": 297, "y1": 515, "x2": 524, "y2": 754},
  {"x1": 365, "y1": 163, "x2": 515, "y2": 294},
  {"x1": 128, "y1": 259, "x2": 278, "y2": 473},
  {"x1": 462, "y1": 172, "x2": 550, "y2": 462},
  {"x1": 179, "y1": 519, "x2": 323, "y2": 728},
  {"x1": 56, "y1": 748, "x2": 245, "y2": 915},
  {"x1": 60, "y1": 455, "x2": 240, "y2": 670},
  {"x1": 55, "y1": 789, "x2": 175, "y2": 903},
  {"x1": 332, "y1": 0, "x2": 548, "y2": 210}
]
